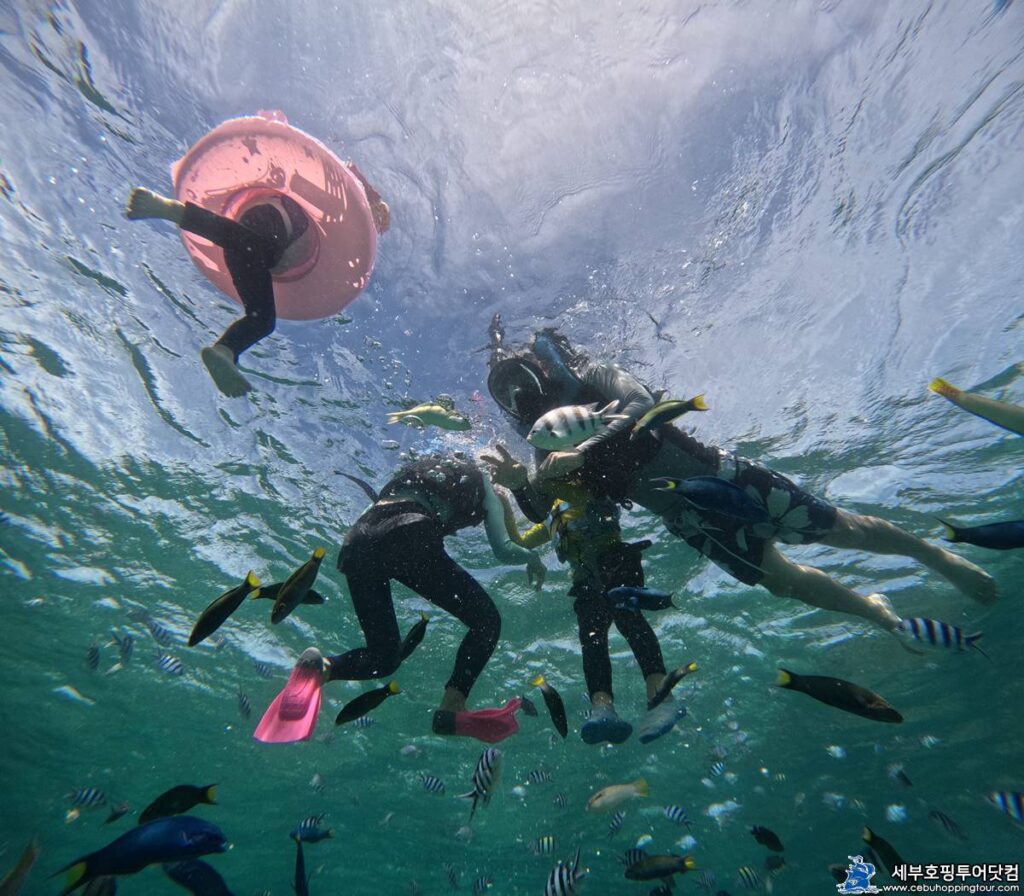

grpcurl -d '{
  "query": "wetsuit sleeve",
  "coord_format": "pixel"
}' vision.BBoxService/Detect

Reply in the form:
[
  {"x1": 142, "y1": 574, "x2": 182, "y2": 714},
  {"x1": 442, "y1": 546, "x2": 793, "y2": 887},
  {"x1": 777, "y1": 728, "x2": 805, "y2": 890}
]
[
  {"x1": 482, "y1": 477, "x2": 537, "y2": 565},
  {"x1": 573, "y1": 363, "x2": 655, "y2": 452}
]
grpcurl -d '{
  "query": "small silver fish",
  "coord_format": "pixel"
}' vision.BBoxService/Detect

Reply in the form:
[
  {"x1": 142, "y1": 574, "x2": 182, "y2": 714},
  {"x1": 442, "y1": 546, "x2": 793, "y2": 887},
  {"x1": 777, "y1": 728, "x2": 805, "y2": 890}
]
[
  {"x1": 530, "y1": 835, "x2": 556, "y2": 856},
  {"x1": 67, "y1": 787, "x2": 107, "y2": 809}
]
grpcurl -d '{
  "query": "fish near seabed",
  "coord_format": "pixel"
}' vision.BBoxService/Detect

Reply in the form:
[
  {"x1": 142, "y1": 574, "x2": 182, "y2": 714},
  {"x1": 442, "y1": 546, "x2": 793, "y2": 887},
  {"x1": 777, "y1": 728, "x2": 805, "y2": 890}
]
[
  {"x1": 527, "y1": 402, "x2": 629, "y2": 450},
  {"x1": 587, "y1": 779, "x2": 649, "y2": 813},
  {"x1": 776, "y1": 669, "x2": 903, "y2": 723}
]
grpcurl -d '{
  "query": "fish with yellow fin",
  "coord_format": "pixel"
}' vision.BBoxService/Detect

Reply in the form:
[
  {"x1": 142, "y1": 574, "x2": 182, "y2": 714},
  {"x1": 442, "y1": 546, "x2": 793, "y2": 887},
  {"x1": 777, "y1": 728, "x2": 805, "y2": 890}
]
[
  {"x1": 631, "y1": 395, "x2": 709, "y2": 439},
  {"x1": 387, "y1": 403, "x2": 471, "y2": 431},
  {"x1": 531, "y1": 674, "x2": 568, "y2": 739},
  {"x1": 587, "y1": 779, "x2": 649, "y2": 813}
]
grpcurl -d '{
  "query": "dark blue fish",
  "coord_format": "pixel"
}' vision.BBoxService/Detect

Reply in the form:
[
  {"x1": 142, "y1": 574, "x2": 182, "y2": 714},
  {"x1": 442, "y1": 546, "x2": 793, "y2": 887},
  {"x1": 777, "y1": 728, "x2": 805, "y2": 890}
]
[
  {"x1": 163, "y1": 859, "x2": 233, "y2": 895},
  {"x1": 293, "y1": 837, "x2": 309, "y2": 896},
  {"x1": 940, "y1": 518, "x2": 1024, "y2": 550},
  {"x1": 290, "y1": 814, "x2": 332, "y2": 843},
  {"x1": 606, "y1": 587, "x2": 675, "y2": 612},
  {"x1": 53, "y1": 816, "x2": 227, "y2": 895},
  {"x1": 651, "y1": 476, "x2": 771, "y2": 525},
  {"x1": 520, "y1": 694, "x2": 539, "y2": 717}
]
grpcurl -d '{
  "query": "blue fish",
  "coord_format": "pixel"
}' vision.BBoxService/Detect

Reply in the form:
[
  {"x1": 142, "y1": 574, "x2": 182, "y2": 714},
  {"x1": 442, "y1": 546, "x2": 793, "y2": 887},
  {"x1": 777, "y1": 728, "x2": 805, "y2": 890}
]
[
  {"x1": 651, "y1": 477, "x2": 771, "y2": 525},
  {"x1": 293, "y1": 838, "x2": 309, "y2": 896},
  {"x1": 940, "y1": 518, "x2": 1024, "y2": 550},
  {"x1": 606, "y1": 586, "x2": 675, "y2": 612},
  {"x1": 54, "y1": 816, "x2": 227, "y2": 895},
  {"x1": 163, "y1": 858, "x2": 234, "y2": 895}
]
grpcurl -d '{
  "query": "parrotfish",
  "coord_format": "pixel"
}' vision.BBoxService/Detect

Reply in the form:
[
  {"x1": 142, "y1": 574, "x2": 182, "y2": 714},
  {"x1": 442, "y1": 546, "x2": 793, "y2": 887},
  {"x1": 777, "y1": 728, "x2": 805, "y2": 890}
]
[
  {"x1": 631, "y1": 395, "x2": 709, "y2": 439},
  {"x1": 651, "y1": 476, "x2": 771, "y2": 525},
  {"x1": 188, "y1": 572, "x2": 260, "y2": 647},
  {"x1": 262, "y1": 549, "x2": 327, "y2": 625},
  {"x1": 649, "y1": 662, "x2": 699, "y2": 709},
  {"x1": 387, "y1": 403, "x2": 471, "y2": 431},
  {"x1": 138, "y1": 785, "x2": 217, "y2": 825},
  {"x1": 776, "y1": 669, "x2": 903, "y2": 723},
  {"x1": 531, "y1": 674, "x2": 568, "y2": 739},
  {"x1": 939, "y1": 517, "x2": 1024, "y2": 550},
  {"x1": 335, "y1": 681, "x2": 400, "y2": 726},
  {"x1": 53, "y1": 816, "x2": 227, "y2": 895},
  {"x1": 624, "y1": 853, "x2": 696, "y2": 882}
]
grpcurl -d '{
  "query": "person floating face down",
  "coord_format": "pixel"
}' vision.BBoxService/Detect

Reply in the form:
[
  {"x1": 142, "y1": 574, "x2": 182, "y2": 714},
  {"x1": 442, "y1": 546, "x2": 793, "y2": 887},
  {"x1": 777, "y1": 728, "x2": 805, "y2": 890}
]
[
  {"x1": 254, "y1": 453, "x2": 545, "y2": 746},
  {"x1": 505, "y1": 479, "x2": 687, "y2": 746},
  {"x1": 483, "y1": 320, "x2": 997, "y2": 635},
  {"x1": 123, "y1": 171, "x2": 389, "y2": 398}
]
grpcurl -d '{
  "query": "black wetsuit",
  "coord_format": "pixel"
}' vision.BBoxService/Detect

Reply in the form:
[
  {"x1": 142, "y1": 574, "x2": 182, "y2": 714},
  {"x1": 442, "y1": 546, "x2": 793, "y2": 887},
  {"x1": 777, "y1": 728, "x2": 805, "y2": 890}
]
[
  {"x1": 179, "y1": 199, "x2": 307, "y2": 360},
  {"x1": 330, "y1": 456, "x2": 503, "y2": 697},
  {"x1": 507, "y1": 353, "x2": 836, "y2": 586},
  {"x1": 545, "y1": 495, "x2": 665, "y2": 699}
]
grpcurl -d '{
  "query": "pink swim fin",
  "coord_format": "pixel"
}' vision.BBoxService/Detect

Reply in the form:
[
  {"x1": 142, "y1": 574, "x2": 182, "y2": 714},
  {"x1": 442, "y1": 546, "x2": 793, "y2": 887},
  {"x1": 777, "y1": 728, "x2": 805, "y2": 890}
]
[
  {"x1": 254, "y1": 648, "x2": 324, "y2": 744},
  {"x1": 449, "y1": 697, "x2": 522, "y2": 744}
]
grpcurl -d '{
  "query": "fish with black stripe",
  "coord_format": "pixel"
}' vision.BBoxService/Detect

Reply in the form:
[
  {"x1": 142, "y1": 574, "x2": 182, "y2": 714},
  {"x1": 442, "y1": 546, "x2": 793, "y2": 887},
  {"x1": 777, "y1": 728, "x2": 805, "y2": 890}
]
[
  {"x1": 544, "y1": 846, "x2": 585, "y2": 896},
  {"x1": 527, "y1": 402, "x2": 629, "y2": 450},
  {"x1": 897, "y1": 617, "x2": 986, "y2": 657},
  {"x1": 928, "y1": 809, "x2": 968, "y2": 842},
  {"x1": 529, "y1": 836, "x2": 556, "y2": 856},
  {"x1": 419, "y1": 774, "x2": 445, "y2": 795},
  {"x1": 458, "y1": 748, "x2": 502, "y2": 820},
  {"x1": 607, "y1": 810, "x2": 626, "y2": 838},
  {"x1": 664, "y1": 805, "x2": 692, "y2": 829}
]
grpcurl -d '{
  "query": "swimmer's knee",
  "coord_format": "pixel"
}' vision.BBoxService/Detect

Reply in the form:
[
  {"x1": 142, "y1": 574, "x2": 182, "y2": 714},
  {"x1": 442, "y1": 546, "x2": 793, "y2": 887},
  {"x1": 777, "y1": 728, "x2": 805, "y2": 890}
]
[{"x1": 249, "y1": 310, "x2": 276, "y2": 341}]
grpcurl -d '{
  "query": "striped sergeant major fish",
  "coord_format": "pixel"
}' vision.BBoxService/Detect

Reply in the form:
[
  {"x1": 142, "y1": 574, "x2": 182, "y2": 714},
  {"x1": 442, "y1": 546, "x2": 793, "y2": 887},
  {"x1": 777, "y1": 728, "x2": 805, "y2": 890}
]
[
  {"x1": 897, "y1": 617, "x2": 987, "y2": 657},
  {"x1": 473, "y1": 875, "x2": 493, "y2": 893},
  {"x1": 527, "y1": 768, "x2": 553, "y2": 785},
  {"x1": 443, "y1": 862, "x2": 459, "y2": 889},
  {"x1": 986, "y1": 790, "x2": 1024, "y2": 824},
  {"x1": 459, "y1": 748, "x2": 502, "y2": 820},
  {"x1": 544, "y1": 846, "x2": 585, "y2": 896},
  {"x1": 67, "y1": 787, "x2": 107, "y2": 808},
  {"x1": 928, "y1": 809, "x2": 968, "y2": 841},
  {"x1": 111, "y1": 631, "x2": 134, "y2": 664},
  {"x1": 709, "y1": 762, "x2": 725, "y2": 777},
  {"x1": 145, "y1": 617, "x2": 175, "y2": 647},
  {"x1": 237, "y1": 688, "x2": 251, "y2": 719},
  {"x1": 737, "y1": 865, "x2": 762, "y2": 889},
  {"x1": 291, "y1": 814, "x2": 332, "y2": 842},
  {"x1": 527, "y1": 402, "x2": 629, "y2": 450},
  {"x1": 157, "y1": 654, "x2": 184, "y2": 676},
  {"x1": 664, "y1": 805, "x2": 692, "y2": 828},
  {"x1": 553, "y1": 793, "x2": 569, "y2": 809},
  {"x1": 529, "y1": 835, "x2": 556, "y2": 855},
  {"x1": 607, "y1": 810, "x2": 626, "y2": 838},
  {"x1": 697, "y1": 869, "x2": 717, "y2": 891},
  {"x1": 419, "y1": 774, "x2": 445, "y2": 795}
]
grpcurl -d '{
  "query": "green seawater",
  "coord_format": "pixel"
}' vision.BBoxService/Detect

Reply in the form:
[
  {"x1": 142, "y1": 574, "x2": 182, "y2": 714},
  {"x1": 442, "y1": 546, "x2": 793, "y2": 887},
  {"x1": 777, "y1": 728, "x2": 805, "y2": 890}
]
[{"x1": 2, "y1": 1, "x2": 1024, "y2": 894}]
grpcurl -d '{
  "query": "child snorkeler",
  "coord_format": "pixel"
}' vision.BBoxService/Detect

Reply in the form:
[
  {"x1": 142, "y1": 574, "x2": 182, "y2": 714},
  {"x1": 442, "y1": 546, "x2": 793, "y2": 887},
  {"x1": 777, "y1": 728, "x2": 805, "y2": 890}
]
[{"x1": 507, "y1": 482, "x2": 686, "y2": 745}]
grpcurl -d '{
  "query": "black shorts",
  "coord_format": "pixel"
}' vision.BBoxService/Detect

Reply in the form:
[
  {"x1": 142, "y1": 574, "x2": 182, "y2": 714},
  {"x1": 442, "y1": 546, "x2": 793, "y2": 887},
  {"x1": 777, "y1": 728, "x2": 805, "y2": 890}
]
[{"x1": 660, "y1": 451, "x2": 837, "y2": 585}]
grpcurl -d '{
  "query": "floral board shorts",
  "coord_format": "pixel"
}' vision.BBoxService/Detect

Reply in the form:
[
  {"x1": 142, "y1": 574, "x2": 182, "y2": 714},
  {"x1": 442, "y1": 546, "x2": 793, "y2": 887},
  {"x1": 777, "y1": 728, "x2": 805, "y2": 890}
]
[{"x1": 660, "y1": 450, "x2": 838, "y2": 585}]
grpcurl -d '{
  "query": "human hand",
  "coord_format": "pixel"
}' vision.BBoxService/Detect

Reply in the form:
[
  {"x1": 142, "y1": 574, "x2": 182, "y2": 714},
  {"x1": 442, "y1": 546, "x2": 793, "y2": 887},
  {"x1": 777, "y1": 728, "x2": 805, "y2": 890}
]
[
  {"x1": 527, "y1": 554, "x2": 546, "y2": 591},
  {"x1": 479, "y1": 443, "x2": 528, "y2": 490},
  {"x1": 537, "y1": 449, "x2": 584, "y2": 481},
  {"x1": 371, "y1": 199, "x2": 390, "y2": 234}
]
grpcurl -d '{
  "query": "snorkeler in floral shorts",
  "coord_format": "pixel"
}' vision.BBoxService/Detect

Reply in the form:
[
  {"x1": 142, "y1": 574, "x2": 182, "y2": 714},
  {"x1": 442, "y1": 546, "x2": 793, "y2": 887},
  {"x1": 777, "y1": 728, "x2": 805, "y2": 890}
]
[{"x1": 483, "y1": 322, "x2": 997, "y2": 633}]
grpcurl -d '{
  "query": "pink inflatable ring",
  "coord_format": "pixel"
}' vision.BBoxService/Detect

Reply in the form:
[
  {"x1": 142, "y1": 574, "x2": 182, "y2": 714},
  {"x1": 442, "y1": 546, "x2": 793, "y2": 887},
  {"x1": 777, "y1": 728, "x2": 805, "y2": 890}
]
[{"x1": 171, "y1": 110, "x2": 377, "y2": 321}]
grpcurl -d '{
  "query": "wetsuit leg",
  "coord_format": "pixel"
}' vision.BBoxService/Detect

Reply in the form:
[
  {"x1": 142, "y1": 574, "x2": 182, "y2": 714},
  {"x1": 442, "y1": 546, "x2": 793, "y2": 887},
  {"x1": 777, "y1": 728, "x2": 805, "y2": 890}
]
[
  {"x1": 179, "y1": 202, "x2": 280, "y2": 360},
  {"x1": 573, "y1": 595, "x2": 615, "y2": 699},
  {"x1": 326, "y1": 556, "x2": 403, "y2": 680},
  {"x1": 391, "y1": 548, "x2": 501, "y2": 697},
  {"x1": 601, "y1": 547, "x2": 666, "y2": 682}
]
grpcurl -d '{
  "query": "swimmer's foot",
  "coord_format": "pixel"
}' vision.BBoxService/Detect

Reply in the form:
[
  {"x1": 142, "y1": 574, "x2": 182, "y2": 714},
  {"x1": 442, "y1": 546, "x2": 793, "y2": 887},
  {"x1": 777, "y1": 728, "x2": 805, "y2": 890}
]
[
  {"x1": 581, "y1": 704, "x2": 632, "y2": 745},
  {"x1": 865, "y1": 592, "x2": 901, "y2": 633},
  {"x1": 936, "y1": 551, "x2": 998, "y2": 605},
  {"x1": 432, "y1": 698, "x2": 522, "y2": 744},
  {"x1": 125, "y1": 188, "x2": 185, "y2": 223},
  {"x1": 201, "y1": 344, "x2": 252, "y2": 398},
  {"x1": 637, "y1": 698, "x2": 687, "y2": 745}
]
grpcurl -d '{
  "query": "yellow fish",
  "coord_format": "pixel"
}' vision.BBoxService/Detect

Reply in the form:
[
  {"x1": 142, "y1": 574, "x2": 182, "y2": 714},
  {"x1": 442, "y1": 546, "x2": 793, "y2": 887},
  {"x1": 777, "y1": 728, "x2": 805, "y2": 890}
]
[
  {"x1": 586, "y1": 778, "x2": 649, "y2": 813},
  {"x1": 386, "y1": 404, "x2": 471, "y2": 431}
]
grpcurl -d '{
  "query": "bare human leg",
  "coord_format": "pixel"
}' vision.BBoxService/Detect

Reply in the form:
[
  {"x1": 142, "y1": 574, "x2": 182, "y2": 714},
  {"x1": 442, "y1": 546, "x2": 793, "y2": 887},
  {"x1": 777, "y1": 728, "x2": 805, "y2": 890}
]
[
  {"x1": 818, "y1": 510, "x2": 997, "y2": 605},
  {"x1": 758, "y1": 542, "x2": 901, "y2": 632}
]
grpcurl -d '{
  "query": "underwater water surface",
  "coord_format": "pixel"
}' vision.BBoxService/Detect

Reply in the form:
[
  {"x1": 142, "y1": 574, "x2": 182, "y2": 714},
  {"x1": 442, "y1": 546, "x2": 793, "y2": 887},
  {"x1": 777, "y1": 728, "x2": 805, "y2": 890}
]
[{"x1": 1, "y1": 0, "x2": 1023, "y2": 894}]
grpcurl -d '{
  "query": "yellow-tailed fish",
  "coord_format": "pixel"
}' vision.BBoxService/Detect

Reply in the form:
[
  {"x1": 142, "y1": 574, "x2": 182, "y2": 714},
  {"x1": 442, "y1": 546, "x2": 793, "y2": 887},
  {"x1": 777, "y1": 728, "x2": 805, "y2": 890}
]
[
  {"x1": 631, "y1": 395, "x2": 709, "y2": 439},
  {"x1": 586, "y1": 779, "x2": 649, "y2": 813}
]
